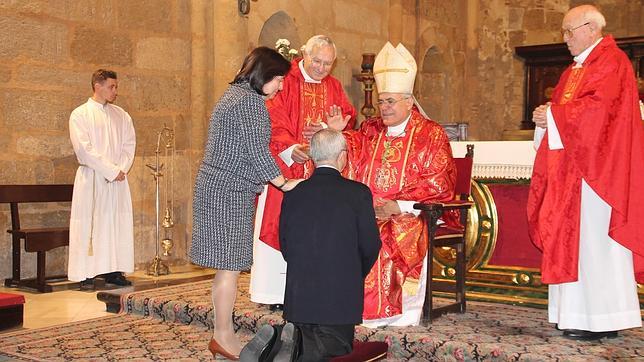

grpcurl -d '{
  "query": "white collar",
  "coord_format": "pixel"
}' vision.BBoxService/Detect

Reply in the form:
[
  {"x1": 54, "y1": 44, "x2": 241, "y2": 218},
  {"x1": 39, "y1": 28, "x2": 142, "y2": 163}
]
[
  {"x1": 316, "y1": 164, "x2": 339, "y2": 171},
  {"x1": 573, "y1": 37, "x2": 603, "y2": 67},
  {"x1": 298, "y1": 60, "x2": 322, "y2": 84},
  {"x1": 386, "y1": 113, "x2": 411, "y2": 136},
  {"x1": 88, "y1": 97, "x2": 109, "y2": 110}
]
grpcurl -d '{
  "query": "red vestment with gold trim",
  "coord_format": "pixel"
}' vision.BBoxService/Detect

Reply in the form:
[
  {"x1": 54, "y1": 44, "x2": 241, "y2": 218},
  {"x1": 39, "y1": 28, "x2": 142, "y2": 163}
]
[
  {"x1": 344, "y1": 109, "x2": 456, "y2": 319},
  {"x1": 527, "y1": 35, "x2": 644, "y2": 284},
  {"x1": 259, "y1": 59, "x2": 356, "y2": 250}
]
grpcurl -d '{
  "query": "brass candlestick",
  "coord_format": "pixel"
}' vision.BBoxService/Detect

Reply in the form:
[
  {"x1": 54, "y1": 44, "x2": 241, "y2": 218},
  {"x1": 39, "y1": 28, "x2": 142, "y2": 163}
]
[{"x1": 145, "y1": 125, "x2": 175, "y2": 276}]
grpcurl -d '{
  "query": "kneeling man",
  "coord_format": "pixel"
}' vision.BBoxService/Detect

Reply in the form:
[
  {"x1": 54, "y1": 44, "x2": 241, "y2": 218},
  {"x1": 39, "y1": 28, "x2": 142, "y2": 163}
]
[{"x1": 276, "y1": 129, "x2": 381, "y2": 361}]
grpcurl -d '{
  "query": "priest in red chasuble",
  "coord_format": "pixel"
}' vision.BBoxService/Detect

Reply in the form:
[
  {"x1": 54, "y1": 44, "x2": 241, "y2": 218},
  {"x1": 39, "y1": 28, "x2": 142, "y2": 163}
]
[
  {"x1": 250, "y1": 35, "x2": 356, "y2": 307},
  {"x1": 336, "y1": 42, "x2": 457, "y2": 326},
  {"x1": 527, "y1": 5, "x2": 644, "y2": 341}
]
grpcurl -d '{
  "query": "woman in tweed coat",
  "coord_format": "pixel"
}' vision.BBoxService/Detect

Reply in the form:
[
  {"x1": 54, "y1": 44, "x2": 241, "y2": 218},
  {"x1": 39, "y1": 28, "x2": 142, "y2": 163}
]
[{"x1": 190, "y1": 47, "x2": 300, "y2": 360}]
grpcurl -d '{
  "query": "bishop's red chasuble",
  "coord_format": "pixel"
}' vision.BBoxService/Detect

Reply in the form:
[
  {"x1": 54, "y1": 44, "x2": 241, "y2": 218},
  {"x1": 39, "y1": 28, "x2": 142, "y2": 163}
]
[
  {"x1": 259, "y1": 59, "x2": 356, "y2": 250},
  {"x1": 527, "y1": 35, "x2": 644, "y2": 284},
  {"x1": 344, "y1": 109, "x2": 456, "y2": 320}
]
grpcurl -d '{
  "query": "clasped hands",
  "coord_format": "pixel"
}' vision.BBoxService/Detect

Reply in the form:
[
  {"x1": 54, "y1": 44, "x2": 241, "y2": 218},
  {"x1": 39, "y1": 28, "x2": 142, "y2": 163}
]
[
  {"x1": 293, "y1": 105, "x2": 351, "y2": 164},
  {"x1": 113, "y1": 170, "x2": 126, "y2": 182},
  {"x1": 532, "y1": 102, "x2": 551, "y2": 129},
  {"x1": 374, "y1": 198, "x2": 401, "y2": 219}
]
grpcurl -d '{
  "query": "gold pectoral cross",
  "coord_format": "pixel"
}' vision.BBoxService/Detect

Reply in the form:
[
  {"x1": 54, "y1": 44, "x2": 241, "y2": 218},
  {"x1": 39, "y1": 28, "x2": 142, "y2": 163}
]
[{"x1": 381, "y1": 137, "x2": 403, "y2": 166}]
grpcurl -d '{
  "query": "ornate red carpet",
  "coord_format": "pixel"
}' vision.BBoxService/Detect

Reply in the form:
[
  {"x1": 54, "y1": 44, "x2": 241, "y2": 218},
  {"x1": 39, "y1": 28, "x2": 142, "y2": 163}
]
[{"x1": 0, "y1": 275, "x2": 641, "y2": 361}]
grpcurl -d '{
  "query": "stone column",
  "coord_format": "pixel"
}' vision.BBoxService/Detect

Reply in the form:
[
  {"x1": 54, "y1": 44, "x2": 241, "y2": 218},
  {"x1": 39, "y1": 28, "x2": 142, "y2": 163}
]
[
  {"x1": 190, "y1": 0, "x2": 212, "y2": 152},
  {"x1": 465, "y1": 0, "x2": 478, "y2": 51},
  {"x1": 388, "y1": 0, "x2": 403, "y2": 45}
]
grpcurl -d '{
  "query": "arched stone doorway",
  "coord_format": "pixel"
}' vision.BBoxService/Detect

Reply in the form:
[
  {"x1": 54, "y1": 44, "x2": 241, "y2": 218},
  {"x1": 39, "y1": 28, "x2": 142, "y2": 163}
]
[
  {"x1": 417, "y1": 45, "x2": 450, "y2": 122},
  {"x1": 258, "y1": 11, "x2": 301, "y2": 52}
]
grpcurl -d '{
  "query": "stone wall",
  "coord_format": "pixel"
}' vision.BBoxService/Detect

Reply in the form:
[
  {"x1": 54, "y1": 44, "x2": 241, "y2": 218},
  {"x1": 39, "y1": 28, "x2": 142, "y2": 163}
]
[
  {"x1": 0, "y1": 0, "x2": 195, "y2": 280},
  {"x1": 0, "y1": 0, "x2": 642, "y2": 282},
  {"x1": 461, "y1": 0, "x2": 642, "y2": 140},
  {"x1": 405, "y1": 0, "x2": 642, "y2": 140},
  {"x1": 216, "y1": 0, "x2": 392, "y2": 121},
  {"x1": 0, "y1": 0, "x2": 393, "y2": 282}
]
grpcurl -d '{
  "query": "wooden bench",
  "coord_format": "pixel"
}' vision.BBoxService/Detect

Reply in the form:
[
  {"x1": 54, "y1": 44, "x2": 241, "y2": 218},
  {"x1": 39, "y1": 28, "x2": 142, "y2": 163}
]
[{"x1": 1, "y1": 184, "x2": 74, "y2": 292}]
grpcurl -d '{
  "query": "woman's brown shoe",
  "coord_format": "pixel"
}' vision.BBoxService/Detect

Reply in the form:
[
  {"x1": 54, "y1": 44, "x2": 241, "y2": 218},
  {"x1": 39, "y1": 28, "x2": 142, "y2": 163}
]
[{"x1": 208, "y1": 338, "x2": 240, "y2": 360}]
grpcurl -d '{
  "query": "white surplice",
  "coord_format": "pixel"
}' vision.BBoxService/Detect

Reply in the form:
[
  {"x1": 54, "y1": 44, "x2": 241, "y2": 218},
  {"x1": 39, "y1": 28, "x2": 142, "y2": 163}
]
[
  {"x1": 534, "y1": 74, "x2": 641, "y2": 331},
  {"x1": 68, "y1": 98, "x2": 136, "y2": 282},
  {"x1": 250, "y1": 185, "x2": 287, "y2": 304}
]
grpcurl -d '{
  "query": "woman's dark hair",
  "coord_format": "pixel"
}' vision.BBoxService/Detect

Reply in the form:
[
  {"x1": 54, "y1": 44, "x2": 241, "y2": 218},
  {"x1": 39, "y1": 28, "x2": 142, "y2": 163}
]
[{"x1": 232, "y1": 47, "x2": 291, "y2": 95}]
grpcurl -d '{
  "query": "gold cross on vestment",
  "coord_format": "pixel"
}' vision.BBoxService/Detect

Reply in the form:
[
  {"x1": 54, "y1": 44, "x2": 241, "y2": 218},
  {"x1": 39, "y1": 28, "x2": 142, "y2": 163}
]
[{"x1": 303, "y1": 90, "x2": 325, "y2": 107}]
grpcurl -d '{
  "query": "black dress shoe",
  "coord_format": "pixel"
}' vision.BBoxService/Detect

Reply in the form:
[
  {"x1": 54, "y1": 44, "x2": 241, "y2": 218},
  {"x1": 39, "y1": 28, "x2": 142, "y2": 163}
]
[
  {"x1": 239, "y1": 325, "x2": 278, "y2": 362},
  {"x1": 104, "y1": 272, "x2": 132, "y2": 286},
  {"x1": 79, "y1": 278, "x2": 95, "y2": 290},
  {"x1": 562, "y1": 329, "x2": 618, "y2": 341},
  {"x1": 269, "y1": 304, "x2": 284, "y2": 312},
  {"x1": 274, "y1": 323, "x2": 300, "y2": 362}
]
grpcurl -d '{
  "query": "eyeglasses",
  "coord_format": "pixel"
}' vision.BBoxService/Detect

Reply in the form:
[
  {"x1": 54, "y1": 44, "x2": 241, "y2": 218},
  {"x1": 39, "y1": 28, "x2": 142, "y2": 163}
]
[
  {"x1": 311, "y1": 58, "x2": 334, "y2": 68},
  {"x1": 376, "y1": 97, "x2": 410, "y2": 107},
  {"x1": 561, "y1": 22, "x2": 589, "y2": 38}
]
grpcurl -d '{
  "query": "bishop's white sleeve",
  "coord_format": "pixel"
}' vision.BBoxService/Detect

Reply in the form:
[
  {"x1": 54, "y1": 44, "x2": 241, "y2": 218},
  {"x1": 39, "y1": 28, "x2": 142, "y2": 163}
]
[
  {"x1": 117, "y1": 113, "x2": 136, "y2": 173},
  {"x1": 397, "y1": 200, "x2": 421, "y2": 216},
  {"x1": 69, "y1": 112, "x2": 121, "y2": 181}
]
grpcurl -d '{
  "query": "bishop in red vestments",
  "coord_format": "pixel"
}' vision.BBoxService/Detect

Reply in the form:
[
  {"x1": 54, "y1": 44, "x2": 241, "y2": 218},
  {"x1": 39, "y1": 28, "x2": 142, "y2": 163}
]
[
  {"x1": 344, "y1": 108, "x2": 456, "y2": 324},
  {"x1": 339, "y1": 42, "x2": 457, "y2": 326},
  {"x1": 250, "y1": 35, "x2": 356, "y2": 306},
  {"x1": 527, "y1": 5, "x2": 643, "y2": 340}
]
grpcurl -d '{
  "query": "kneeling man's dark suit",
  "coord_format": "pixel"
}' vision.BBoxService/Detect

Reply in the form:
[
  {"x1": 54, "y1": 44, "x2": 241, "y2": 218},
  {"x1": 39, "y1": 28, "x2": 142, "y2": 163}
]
[{"x1": 279, "y1": 166, "x2": 382, "y2": 361}]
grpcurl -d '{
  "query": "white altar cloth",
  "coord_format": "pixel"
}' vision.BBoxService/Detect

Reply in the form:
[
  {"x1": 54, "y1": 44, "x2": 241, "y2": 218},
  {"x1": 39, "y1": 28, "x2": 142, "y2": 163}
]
[{"x1": 450, "y1": 141, "x2": 536, "y2": 179}]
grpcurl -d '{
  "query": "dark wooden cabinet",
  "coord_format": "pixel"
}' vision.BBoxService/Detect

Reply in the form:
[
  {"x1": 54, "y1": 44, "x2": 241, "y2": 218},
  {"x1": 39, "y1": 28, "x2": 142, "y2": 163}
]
[{"x1": 515, "y1": 36, "x2": 644, "y2": 129}]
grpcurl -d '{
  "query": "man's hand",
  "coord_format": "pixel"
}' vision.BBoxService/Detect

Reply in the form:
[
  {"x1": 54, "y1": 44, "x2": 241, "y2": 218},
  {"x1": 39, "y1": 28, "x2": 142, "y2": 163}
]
[
  {"x1": 374, "y1": 198, "x2": 401, "y2": 219},
  {"x1": 291, "y1": 144, "x2": 311, "y2": 164},
  {"x1": 302, "y1": 123, "x2": 324, "y2": 141},
  {"x1": 114, "y1": 171, "x2": 126, "y2": 182},
  {"x1": 532, "y1": 102, "x2": 551, "y2": 129},
  {"x1": 326, "y1": 105, "x2": 351, "y2": 131}
]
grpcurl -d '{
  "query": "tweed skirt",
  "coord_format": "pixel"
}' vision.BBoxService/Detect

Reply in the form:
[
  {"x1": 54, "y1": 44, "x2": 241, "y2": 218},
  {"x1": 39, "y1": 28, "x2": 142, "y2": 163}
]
[{"x1": 190, "y1": 168, "x2": 257, "y2": 271}]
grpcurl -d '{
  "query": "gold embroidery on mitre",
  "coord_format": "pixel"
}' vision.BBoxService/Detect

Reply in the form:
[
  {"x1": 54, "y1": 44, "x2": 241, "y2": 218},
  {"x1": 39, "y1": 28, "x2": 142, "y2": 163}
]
[{"x1": 373, "y1": 68, "x2": 410, "y2": 74}]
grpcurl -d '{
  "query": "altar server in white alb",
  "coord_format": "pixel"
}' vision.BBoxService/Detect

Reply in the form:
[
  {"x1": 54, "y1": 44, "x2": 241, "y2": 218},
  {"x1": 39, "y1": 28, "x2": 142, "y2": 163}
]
[{"x1": 68, "y1": 69, "x2": 136, "y2": 288}]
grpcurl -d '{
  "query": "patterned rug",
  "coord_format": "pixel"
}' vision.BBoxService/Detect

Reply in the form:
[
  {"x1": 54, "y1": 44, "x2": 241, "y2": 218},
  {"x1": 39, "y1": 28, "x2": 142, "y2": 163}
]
[
  {"x1": 1, "y1": 275, "x2": 642, "y2": 361},
  {"x1": 0, "y1": 313, "x2": 256, "y2": 361}
]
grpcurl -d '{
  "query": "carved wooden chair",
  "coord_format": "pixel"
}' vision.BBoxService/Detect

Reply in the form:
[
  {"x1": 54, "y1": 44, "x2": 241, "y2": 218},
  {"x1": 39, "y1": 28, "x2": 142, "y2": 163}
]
[{"x1": 414, "y1": 144, "x2": 474, "y2": 324}]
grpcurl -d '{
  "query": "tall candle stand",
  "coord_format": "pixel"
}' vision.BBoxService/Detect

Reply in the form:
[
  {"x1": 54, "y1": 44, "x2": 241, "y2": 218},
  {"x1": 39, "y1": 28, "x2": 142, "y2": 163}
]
[
  {"x1": 354, "y1": 53, "x2": 377, "y2": 119},
  {"x1": 145, "y1": 125, "x2": 175, "y2": 276}
]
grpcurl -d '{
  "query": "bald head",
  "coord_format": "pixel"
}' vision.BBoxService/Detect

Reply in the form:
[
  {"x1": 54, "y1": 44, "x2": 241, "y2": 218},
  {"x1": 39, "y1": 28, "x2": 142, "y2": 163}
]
[{"x1": 562, "y1": 5, "x2": 605, "y2": 56}]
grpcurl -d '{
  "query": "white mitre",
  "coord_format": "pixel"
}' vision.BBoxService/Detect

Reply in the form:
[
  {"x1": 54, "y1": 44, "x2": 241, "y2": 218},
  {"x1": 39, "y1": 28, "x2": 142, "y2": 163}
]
[{"x1": 373, "y1": 42, "x2": 417, "y2": 94}]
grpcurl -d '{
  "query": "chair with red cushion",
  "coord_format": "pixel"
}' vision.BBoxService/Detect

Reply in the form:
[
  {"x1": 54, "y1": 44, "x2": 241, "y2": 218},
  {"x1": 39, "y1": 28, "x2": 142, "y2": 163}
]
[
  {"x1": 414, "y1": 144, "x2": 474, "y2": 324},
  {"x1": 329, "y1": 340, "x2": 388, "y2": 362}
]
